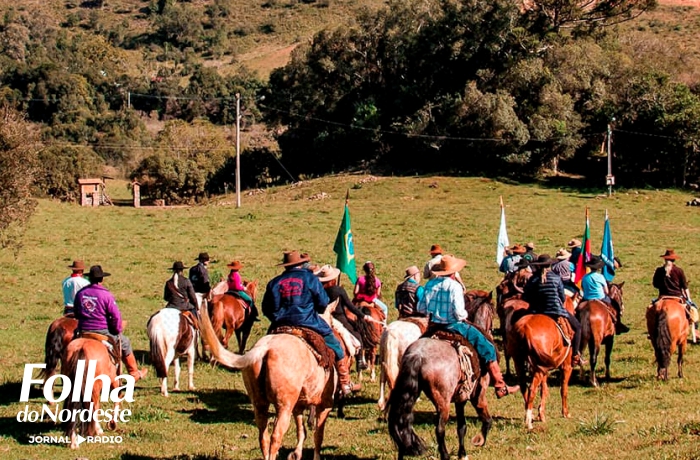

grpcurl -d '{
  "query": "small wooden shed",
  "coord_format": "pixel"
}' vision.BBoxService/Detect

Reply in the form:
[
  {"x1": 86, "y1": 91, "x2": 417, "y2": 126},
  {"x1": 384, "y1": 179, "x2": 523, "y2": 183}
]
[{"x1": 78, "y1": 178, "x2": 105, "y2": 207}]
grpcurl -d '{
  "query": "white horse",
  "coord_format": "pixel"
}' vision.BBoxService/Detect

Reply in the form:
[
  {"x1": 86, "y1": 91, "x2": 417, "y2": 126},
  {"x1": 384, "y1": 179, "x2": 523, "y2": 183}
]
[
  {"x1": 377, "y1": 319, "x2": 425, "y2": 413},
  {"x1": 147, "y1": 308, "x2": 198, "y2": 397}
]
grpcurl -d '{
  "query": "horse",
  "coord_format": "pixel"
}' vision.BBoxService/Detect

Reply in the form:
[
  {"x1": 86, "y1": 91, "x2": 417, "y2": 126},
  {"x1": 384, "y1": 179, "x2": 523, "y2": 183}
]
[
  {"x1": 61, "y1": 338, "x2": 121, "y2": 449},
  {"x1": 40, "y1": 316, "x2": 78, "y2": 381},
  {"x1": 577, "y1": 282, "x2": 625, "y2": 387},
  {"x1": 646, "y1": 297, "x2": 689, "y2": 380},
  {"x1": 350, "y1": 301, "x2": 385, "y2": 383},
  {"x1": 210, "y1": 280, "x2": 258, "y2": 353},
  {"x1": 377, "y1": 290, "x2": 495, "y2": 414},
  {"x1": 496, "y1": 269, "x2": 532, "y2": 334},
  {"x1": 507, "y1": 300, "x2": 576, "y2": 430},
  {"x1": 147, "y1": 308, "x2": 198, "y2": 397},
  {"x1": 387, "y1": 337, "x2": 492, "y2": 460},
  {"x1": 500, "y1": 298, "x2": 530, "y2": 377},
  {"x1": 199, "y1": 301, "x2": 343, "y2": 460}
]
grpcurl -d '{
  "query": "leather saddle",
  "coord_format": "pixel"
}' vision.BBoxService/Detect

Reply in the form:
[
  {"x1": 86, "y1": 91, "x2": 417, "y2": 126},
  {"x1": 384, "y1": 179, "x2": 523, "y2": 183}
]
[
  {"x1": 270, "y1": 326, "x2": 334, "y2": 370},
  {"x1": 79, "y1": 331, "x2": 121, "y2": 366},
  {"x1": 422, "y1": 325, "x2": 478, "y2": 399}
]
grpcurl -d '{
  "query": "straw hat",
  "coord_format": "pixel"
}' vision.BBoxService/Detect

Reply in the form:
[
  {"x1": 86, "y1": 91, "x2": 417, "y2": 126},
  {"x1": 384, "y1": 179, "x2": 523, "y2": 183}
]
[
  {"x1": 431, "y1": 255, "x2": 466, "y2": 276},
  {"x1": 404, "y1": 265, "x2": 420, "y2": 279},
  {"x1": 525, "y1": 242, "x2": 536, "y2": 250},
  {"x1": 317, "y1": 265, "x2": 341, "y2": 283},
  {"x1": 567, "y1": 239, "x2": 582, "y2": 249},
  {"x1": 555, "y1": 248, "x2": 571, "y2": 260}
]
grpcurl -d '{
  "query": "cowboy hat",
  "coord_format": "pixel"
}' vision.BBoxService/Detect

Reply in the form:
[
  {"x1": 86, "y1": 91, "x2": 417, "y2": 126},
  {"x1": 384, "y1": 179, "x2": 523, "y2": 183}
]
[
  {"x1": 195, "y1": 252, "x2": 210, "y2": 262},
  {"x1": 317, "y1": 265, "x2": 341, "y2": 283},
  {"x1": 660, "y1": 249, "x2": 680, "y2": 261},
  {"x1": 404, "y1": 265, "x2": 420, "y2": 279},
  {"x1": 510, "y1": 244, "x2": 526, "y2": 255},
  {"x1": 277, "y1": 250, "x2": 310, "y2": 267},
  {"x1": 556, "y1": 248, "x2": 571, "y2": 260},
  {"x1": 431, "y1": 254, "x2": 466, "y2": 276},
  {"x1": 529, "y1": 254, "x2": 557, "y2": 267},
  {"x1": 525, "y1": 242, "x2": 536, "y2": 250},
  {"x1": 68, "y1": 260, "x2": 85, "y2": 271},
  {"x1": 586, "y1": 255, "x2": 605, "y2": 270},
  {"x1": 170, "y1": 261, "x2": 188, "y2": 271},
  {"x1": 429, "y1": 244, "x2": 443, "y2": 255},
  {"x1": 87, "y1": 265, "x2": 110, "y2": 279},
  {"x1": 226, "y1": 260, "x2": 243, "y2": 270},
  {"x1": 567, "y1": 239, "x2": 582, "y2": 249}
]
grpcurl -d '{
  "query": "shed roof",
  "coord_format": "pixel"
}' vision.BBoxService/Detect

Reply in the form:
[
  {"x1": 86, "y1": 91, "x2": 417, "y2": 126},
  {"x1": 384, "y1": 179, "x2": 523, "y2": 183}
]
[{"x1": 78, "y1": 178, "x2": 104, "y2": 185}]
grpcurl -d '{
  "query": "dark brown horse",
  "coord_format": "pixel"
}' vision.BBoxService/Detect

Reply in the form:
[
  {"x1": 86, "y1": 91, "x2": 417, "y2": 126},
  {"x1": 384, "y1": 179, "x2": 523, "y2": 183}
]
[
  {"x1": 40, "y1": 316, "x2": 78, "y2": 380},
  {"x1": 646, "y1": 297, "x2": 689, "y2": 380},
  {"x1": 507, "y1": 299, "x2": 576, "y2": 430},
  {"x1": 496, "y1": 269, "x2": 532, "y2": 334},
  {"x1": 346, "y1": 301, "x2": 385, "y2": 383},
  {"x1": 577, "y1": 282, "x2": 625, "y2": 386},
  {"x1": 210, "y1": 280, "x2": 258, "y2": 353},
  {"x1": 387, "y1": 337, "x2": 492, "y2": 460},
  {"x1": 465, "y1": 290, "x2": 496, "y2": 339}
]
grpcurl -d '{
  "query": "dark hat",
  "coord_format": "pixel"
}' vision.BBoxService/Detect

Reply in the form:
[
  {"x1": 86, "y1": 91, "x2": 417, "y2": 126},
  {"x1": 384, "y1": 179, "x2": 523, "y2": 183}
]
[
  {"x1": 195, "y1": 252, "x2": 210, "y2": 262},
  {"x1": 170, "y1": 261, "x2": 187, "y2": 271},
  {"x1": 432, "y1": 254, "x2": 467, "y2": 276},
  {"x1": 68, "y1": 260, "x2": 85, "y2": 271},
  {"x1": 278, "y1": 251, "x2": 311, "y2": 267},
  {"x1": 510, "y1": 244, "x2": 527, "y2": 255},
  {"x1": 586, "y1": 255, "x2": 605, "y2": 270},
  {"x1": 87, "y1": 265, "x2": 110, "y2": 279},
  {"x1": 226, "y1": 260, "x2": 243, "y2": 271},
  {"x1": 660, "y1": 249, "x2": 680, "y2": 261},
  {"x1": 530, "y1": 254, "x2": 556, "y2": 267},
  {"x1": 429, "y1": 244, "x2": 443, "y2": 255},
  {"x1": 515, "y1": 258, "x2": 530, "y2": 269}
]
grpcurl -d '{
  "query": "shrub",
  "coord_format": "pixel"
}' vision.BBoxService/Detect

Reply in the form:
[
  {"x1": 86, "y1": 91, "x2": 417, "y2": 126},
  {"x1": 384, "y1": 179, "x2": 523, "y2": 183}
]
[{"x1": 35, "y1": 144, "x2": 105, "y2": 201}]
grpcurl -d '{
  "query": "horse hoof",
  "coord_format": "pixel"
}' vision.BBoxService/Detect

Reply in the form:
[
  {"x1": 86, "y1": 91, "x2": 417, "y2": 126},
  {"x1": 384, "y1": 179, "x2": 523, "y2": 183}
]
[
  {"x1": 471, "y1": 433, "x2": 485, "y2": 447},
  {"x1": 107, "y1": 420, "x2": 117, "y2": 431}
]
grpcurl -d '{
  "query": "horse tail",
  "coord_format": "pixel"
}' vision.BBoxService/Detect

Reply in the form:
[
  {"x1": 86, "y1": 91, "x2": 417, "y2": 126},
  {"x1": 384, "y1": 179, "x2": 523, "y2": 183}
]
[
  {"x1": 147, "y1": 312, "x2": 169, "y2": 379},
  {"x1": 387, "y1": 350, "x2": 426, "y2": 456},
  {"x1": 654, "y1": 308, "x2": 672, "y2": 370},
  {"x1": 199, "y1": 304, "x2": 259, "y2": 369},
  {"x1": 40, "y1": 322, "x2": 65, "y2": 380},
  {"x1": 579, "y1": 304, "x2": 591, "y2": 345},
  {"x1": 211, "y1": 299, "x2": 225, "y2": 343},
  {"x1": 62, "y1": 346, "x2": 94, "y2": 437}
]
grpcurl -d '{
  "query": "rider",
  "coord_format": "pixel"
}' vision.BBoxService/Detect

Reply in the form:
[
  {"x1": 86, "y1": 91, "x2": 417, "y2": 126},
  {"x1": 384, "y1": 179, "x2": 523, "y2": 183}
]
[
  {"x1": 395, "y1": 265, "x2": 425, "y2": 318},
  {"x1": 189, "y1": 252, "x2": 211, "y2": 310},
  {"x1": 164, "y1": 261, "x2": 199, "y2": 320},
  {"x1": 582, "y1": 256, "x2": 629, "y2": 334},
  {"x1": 551, "y1": 248, "x2": 579, "y2": 297},
  {"x1": 523, "y1": 242, "x2": 538, "y2": 263},
  {"x1": 651, "y1": 249, "x2": 698, "y2": 340},
  {"x1": 74, "y1": 265, "x2": 148, "y2": 381},
  {"x1": 424, "y1": 244, "x2": 466, "y2": 291},
  {"x1": 62, "y1": 260, "x2": 90, "y2": 316},
  {"x1": 417, "y1": 254, "x2": 519, "y2": 399},
  {"x1": 262, "y1": 251, "x2": 360, "y2": 396},
  {"x1": 522, "y1": 254, "x2": 586, "y2": 366},
  {"x1": 226, "y1": 260, "x2": 260, "y2": 321},
  {"x1": 353, "y1": 261, "x2": 389, "y2": 321},
  {"x1": 499, "y1": 244, "x2": 526, "y2": 274}
]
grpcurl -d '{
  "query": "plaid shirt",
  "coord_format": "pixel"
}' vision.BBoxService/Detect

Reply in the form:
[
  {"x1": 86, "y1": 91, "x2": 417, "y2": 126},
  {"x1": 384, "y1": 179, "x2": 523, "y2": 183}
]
[{"x1": 416, "y1": 276, "x2": 466, "y2": 324}]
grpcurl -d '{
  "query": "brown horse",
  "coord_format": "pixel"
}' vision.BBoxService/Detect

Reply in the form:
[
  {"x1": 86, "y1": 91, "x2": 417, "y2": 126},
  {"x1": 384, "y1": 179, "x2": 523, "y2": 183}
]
[
  {"x1": 200, "y1": 303, "x2": 342, "y2": 460},
  {"x1": 500, "y1": 298, "x2": 530, "y2": 377},
  {"x1": 507, "y1": 300, "x2": 576, "y2": 430},
  {"x1": 465, "y1": 290, "x2": 496, "y2": 339},
  {"x1": 387, "y1": 337, "x2": 492, "y2": 460},
  {"x1": 62, "y1": 338, "x2": 121, "y2": 449},
  {"x1": 646, "y1": 297, "x2": 689, "y2": 380},
  {"x1": 40, "y1": 316, "x2": 78, "y2": 380},
  {"x1": 496, "y1": 269, "x2": 532, "y2": 333},
  {"x1": 210, "y1": 280, "x2": 258, "y2": 353},
  {"x1": 577, "y1": 282, "x2": 625, "y2": 386}
]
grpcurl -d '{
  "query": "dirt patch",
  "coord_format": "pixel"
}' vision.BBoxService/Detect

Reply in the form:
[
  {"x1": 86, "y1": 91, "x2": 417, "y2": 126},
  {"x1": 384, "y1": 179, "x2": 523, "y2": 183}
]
[{"x1": 238, "y1": 44, "x2": 300, "y2": 79}]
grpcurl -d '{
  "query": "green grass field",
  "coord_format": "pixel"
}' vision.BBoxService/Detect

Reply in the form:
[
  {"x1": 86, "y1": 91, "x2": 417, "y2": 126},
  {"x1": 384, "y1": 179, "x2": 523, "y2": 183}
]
[{"x1": 1, "y1": 176, "x2": 700, "y2": 459}]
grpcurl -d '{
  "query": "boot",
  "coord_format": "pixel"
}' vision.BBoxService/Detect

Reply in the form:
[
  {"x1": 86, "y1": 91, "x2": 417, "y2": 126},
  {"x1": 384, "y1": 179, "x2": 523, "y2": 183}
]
[
  {"x1": 250, "y1": 303, "x2": 261, "y2": 322},
  {"x1": 615, "y1": 320, "x2": 630, "y2": 335},
  {"x1": 487, "y1": 361, "x2": 519, "y2": 399},
  {"x1": 124, "y1": 353, "x2": 148, "y2": 381},
  {"x1": 356, "y1": 350, "x2": 368, "y2": 371},
  {"x1": 572, "y1": 353, "x2": 587, "y2": 367},
  {"x1": 336, "y1": 359, "x2": 361, "y2": 396}
]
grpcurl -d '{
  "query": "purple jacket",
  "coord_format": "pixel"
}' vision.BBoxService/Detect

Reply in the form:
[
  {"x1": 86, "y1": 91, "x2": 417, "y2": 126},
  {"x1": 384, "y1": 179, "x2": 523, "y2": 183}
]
[{"x1": 74, "y1": 284, "x2": 123, "y2": 334}]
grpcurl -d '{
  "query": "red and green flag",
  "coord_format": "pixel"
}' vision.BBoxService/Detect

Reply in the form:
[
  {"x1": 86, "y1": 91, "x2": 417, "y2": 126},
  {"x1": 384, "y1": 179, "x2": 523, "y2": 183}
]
[{"x1": 574, "y1": 207, "x2": 591, "y2": 286}]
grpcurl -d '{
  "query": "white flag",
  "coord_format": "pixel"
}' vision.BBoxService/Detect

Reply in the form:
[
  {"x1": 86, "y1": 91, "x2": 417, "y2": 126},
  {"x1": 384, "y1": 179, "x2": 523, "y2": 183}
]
[{"x1": 496, "y1": 201, "x2": 509, "y2": 266}]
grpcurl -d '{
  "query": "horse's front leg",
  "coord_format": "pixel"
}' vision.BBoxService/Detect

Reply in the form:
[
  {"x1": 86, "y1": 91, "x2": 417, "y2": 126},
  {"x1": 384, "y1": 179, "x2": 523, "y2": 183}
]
[
  {"x1": 313, "y1": 408, "x2": 332, "y2": 460},
  {"x1": 455, "y1": 402, "x2": 468, "y2": 460},
  {"x1": 288, "y1": 410, "x2": 306, "y2": 460}
]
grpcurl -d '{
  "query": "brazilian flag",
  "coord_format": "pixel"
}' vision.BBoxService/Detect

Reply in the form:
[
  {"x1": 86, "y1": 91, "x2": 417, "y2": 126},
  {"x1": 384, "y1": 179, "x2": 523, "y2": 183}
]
[{"x1": 333, "y1": 200, "x2": 357, "y2": 284}]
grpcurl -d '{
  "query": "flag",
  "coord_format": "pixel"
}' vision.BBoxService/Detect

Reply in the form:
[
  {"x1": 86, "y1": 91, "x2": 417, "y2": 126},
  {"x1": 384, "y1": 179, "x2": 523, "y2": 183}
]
[
  {"x1": 600, "y1": 210, "x2": 615, "y2": 282},
  {"x1": 496, "y1": 196, "x2": 509, "y2": 266},
  {"x1": 574, "y1": 207, "x2": 591, "y2": 286},
  {"x1": 333, "y1": 191, "x2": 357, "y2": 284}
]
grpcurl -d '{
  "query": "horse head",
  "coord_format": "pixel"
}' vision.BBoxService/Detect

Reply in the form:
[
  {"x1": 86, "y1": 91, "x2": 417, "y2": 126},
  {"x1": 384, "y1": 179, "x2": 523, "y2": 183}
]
[{"x1": 245, "y1": 279, "x2": 259, "y2": 302}]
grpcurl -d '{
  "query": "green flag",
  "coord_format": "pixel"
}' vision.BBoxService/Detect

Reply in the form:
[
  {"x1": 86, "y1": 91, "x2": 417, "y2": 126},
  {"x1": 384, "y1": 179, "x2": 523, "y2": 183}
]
[{"x1": 333, "y1": 201, "x2": 357, "y2": 284}]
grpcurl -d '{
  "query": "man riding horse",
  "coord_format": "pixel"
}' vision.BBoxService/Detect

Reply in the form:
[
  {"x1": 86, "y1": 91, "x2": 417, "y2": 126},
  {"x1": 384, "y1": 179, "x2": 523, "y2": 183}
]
[
  {"x1": 164, "y1": 261, "x2": 200, "y2": 322},
  {"x1": 650, "y1": 249, "x2": 698, "y2": 341},
  {"x1": 417, "y1": 254, "x2": 519, "y2": 399},
  {"x1": 394, "y1": 266, "x2": 425, "y2": 319},
  {"x1": 62, "y1": 260, "x2": 90, "y2": 316}
]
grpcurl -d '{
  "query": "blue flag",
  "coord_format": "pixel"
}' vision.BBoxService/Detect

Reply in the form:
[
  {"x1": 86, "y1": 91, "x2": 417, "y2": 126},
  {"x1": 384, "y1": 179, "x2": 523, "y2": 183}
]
[{"x1": 600, "y1": 210, "x2": 615, "y2": 282}]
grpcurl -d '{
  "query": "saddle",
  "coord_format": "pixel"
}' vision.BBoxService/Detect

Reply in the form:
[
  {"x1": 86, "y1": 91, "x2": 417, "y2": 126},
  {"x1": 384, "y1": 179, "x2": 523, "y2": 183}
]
[
  {"x1": 181, "y1": 310, "x2": 200, "y2": 331},
  {"x1": 79, "y1": 331, "x2": 121, "y2": 366},
  {"x1": 422, "y1": 325, "x2": 478, "y2": 400},
  {"x1": 270, "y1": 326, "x2": 334, "y2": 370},
  {"x1": 555, "y1": 317, "x2": 574, "y2": 347}
]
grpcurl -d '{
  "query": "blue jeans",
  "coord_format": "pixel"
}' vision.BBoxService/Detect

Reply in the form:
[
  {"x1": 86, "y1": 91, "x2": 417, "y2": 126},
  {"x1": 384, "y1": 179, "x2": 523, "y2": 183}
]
[
  {"x1": 323, "y1": 331, "x2": 345, "y2": 361},
  {"x1": 373, "y1": 298, "x2": 388, "y2": 318},
  {"x1": 79, "y1": 329, "x2": 133, "y2": 357},
  {"x1": 444, "y1": 322, "x2": 497, "y2": 363}
]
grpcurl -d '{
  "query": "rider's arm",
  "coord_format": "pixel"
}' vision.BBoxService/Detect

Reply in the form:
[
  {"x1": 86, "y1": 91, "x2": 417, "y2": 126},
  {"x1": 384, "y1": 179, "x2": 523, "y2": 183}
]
[
  {"x1": 452, "y1": 282, "x2": 468, "y2": 322},
  {"x1": 106, "y1": 294, "x2": 123, "y2": 335}
]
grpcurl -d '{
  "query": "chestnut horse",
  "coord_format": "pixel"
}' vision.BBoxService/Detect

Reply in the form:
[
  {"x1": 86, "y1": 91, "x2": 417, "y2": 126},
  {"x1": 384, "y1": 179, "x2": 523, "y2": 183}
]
[
  {"x1": 377, "y1": 290, "x2": 495, "y2": 414},
  {"x1": 577, "y1": 282, "x2": 625, "y2": 387},
  {"x1": 62, "y1": 338, "x2": 122, "y2": 449},
  {"x1": 646, "y1": 297, "x2": 689, "y2": 380},
  {"x1": 210, "y1": 280, "x2": 258, "y2": 353},
  {"x1": 507, "y1": 299, "x2": 576, "y2": 430},
  {"x1": 200, "y1": 302, "x2": 343, "y2": 460},
  {"x1": 500, "y1": 298, "x2": 530, "y2": 377},
  {"x1": 388, "y1": 337, "x2": 492, "y2": 460},
  {"x1": 40, "y1": 316, "x2": 78, "y2": 380}
]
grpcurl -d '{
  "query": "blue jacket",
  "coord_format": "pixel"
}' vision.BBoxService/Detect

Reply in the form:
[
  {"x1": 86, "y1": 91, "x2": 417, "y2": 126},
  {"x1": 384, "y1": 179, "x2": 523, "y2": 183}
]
[
  {"x1": 523, "y1": 271, "x2": 567, "y2": 317},
  {"x1": 262, "y1": 267, "x2": 332, "y2": 336}
]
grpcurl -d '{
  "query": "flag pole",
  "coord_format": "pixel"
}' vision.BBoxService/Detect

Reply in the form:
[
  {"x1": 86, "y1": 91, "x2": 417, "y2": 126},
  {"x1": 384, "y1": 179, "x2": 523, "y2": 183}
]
[
  {"x1": 499, "y1": 195, "x2": 504, "y2": 209},
  {"x1": 345, "y1": 189, "x2": 350, "y2": 206}
]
